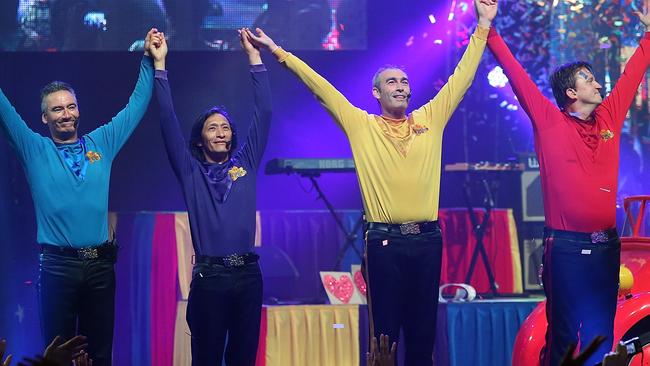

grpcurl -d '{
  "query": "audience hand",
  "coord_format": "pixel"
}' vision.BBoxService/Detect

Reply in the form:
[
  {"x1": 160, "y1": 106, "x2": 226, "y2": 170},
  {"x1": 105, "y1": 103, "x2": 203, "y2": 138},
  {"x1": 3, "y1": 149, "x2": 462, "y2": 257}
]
[
  {"x1": 42, "y1": 335, "x2": 87, "y2": 366},
  {"x1": 1, "y1": 339, "x2": 13, "y2": 366},
  {"x1": 73, "y1": 350, "x2": 92, "y2": 366},
  {"x1": 602, "y1": 342, "x2": 628, "y2": 366},
  {"x1": 366, "y1": 334, "x2": 397, "y2": 366},
  {"x1": 559, "y1": 335, "x2": 606, "y2": 366}
]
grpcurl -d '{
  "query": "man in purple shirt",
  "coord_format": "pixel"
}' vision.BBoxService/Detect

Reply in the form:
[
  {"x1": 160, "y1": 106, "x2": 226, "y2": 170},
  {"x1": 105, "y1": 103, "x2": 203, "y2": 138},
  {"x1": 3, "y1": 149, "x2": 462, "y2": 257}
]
[{"x1": 152, "y1": 29, "x2": 272, "y2": 365}]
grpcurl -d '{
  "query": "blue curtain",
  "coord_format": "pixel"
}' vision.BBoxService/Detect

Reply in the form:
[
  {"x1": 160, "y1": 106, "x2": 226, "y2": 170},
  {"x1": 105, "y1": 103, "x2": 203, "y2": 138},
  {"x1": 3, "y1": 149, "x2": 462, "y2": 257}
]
[{"x1": 445, "y1": 300, "x2": 540, "y2": 366}]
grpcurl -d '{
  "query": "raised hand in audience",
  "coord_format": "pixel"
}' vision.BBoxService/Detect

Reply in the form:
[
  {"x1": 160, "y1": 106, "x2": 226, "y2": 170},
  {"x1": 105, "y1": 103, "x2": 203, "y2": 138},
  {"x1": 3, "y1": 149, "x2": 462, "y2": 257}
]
[
  {"x1": 73, "y1": 350, "x2": 92, "y2": 366},
  {"x1": 42, "y1": 335, "x2": 87, "y2": 366},
  {"x1": 602, "y1": 342, "x2": 628, "y2": 366},
  {"x1": 1, "y1": 339, "x2": 13, "y2": 366},
  {"x1": 366, "y1": 334, "x2": 397, "y2": 366},
  {"x1": 559, "y1": 335, "x2": 606, "y2": 366}
]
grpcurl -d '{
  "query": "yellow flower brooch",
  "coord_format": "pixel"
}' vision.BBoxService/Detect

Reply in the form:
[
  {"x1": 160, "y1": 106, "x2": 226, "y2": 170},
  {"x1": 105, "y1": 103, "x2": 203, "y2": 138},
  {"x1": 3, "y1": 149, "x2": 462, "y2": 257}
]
[
  {"x1": 600, "y1": 129, "x2": 614, "y2": 141},
  {"x1": 86, "y1": 151, "x2": 101, "y2": 163},
  {"x1": 413, "y1": 124, "x2": 429, "y2": 135},
  {"x1": 228, "y1": 166, "x2": 247, "y2": 181}
]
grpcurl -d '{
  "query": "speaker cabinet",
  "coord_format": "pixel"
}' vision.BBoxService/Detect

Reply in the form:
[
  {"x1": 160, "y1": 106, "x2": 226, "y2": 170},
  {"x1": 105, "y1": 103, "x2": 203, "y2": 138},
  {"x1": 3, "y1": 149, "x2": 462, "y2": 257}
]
[
  {"x1": 523, "y1": 238, "x2": 544, "y2": 291},
  {"x1": 521, "y1": 171, "x2": 544, "y2": 222}
]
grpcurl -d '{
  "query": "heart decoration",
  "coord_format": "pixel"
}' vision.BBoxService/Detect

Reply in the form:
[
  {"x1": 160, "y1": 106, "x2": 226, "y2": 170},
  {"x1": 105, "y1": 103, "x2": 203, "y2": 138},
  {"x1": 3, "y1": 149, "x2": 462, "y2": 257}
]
[
  {"x1": 353, "y1": 270, "x2": 367, "y2": 297},
  {"x1": 323, "y1": 274, "x2": 354, "y2": 304}
]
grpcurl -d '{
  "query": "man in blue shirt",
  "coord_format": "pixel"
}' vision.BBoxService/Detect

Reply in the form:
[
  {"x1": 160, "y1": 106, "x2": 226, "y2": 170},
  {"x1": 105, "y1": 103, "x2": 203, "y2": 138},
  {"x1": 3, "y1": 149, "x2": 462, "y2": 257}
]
[{"x1": 0, "y1": 29, "x2": 161, "y2": 366}]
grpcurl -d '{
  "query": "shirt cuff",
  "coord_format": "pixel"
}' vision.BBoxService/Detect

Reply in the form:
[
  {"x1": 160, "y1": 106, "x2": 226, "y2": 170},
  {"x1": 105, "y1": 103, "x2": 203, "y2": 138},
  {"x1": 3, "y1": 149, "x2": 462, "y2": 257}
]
[
  {"x1": 273, "y1": 47, "x2": 291, "y2": 63},
  {"x1": 155, "y1": 69, "x2": 168, "y2": 80},
  {"x1": 474, "y1": 25, "x2": 490, "y2": 41},
  {"x1": 250, "y1": 64, "x2": 267, "y2": 73}
]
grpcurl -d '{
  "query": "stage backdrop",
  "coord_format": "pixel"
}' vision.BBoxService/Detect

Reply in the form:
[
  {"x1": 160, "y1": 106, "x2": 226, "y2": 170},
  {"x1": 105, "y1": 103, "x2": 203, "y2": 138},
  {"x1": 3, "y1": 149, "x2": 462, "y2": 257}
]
[{"x1": 112, "y1": 208, "x2": 522, "y2": 365}]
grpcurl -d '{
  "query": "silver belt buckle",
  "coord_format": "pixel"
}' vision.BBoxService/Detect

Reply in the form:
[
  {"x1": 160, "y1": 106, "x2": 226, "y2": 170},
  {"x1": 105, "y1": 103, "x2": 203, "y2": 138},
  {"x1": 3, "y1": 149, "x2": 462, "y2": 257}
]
[
  {"x1": 223, "y1": 254, "x2": 245, "y2": 267},
  {"x1": 590, "y1": 231, "x2": 608, "y2": 244},
  {"x1": 399, "y1": 222, "x2": 421, "y2": 235},
  {"x1": 78, "y1": 247, "x2": 99, "y2": 260}
]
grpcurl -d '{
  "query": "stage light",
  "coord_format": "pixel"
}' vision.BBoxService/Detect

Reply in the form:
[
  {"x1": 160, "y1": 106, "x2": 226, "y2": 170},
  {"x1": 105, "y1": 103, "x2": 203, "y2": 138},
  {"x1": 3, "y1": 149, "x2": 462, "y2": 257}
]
[
  {"x1": 448, "y1": 0, "x2": 457, "y2": 21},
  {"x1": 429, "y1": 14, "x2": 436, "y2": 24},
  {"x1": 406, "y1": 36, "x2": 414, "y2": 47},
  {"x1": 488, "y1": 66, "x2": 509, "y2": 88}
]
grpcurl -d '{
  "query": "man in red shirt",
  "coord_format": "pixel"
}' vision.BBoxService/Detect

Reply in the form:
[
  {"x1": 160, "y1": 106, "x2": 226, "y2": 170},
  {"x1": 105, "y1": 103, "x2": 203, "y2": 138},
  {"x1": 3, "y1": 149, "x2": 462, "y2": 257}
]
[{"x1": 487, "y1": 5, "x2": 650, "y2": 366}]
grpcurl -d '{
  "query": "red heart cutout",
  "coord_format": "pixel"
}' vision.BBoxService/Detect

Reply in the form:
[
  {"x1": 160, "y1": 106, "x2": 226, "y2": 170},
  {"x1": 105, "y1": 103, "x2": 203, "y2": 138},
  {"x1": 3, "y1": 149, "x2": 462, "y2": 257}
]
[
  {"x1": 324, "y1": 274, "x2": 354, "y2": 304},
  {"x1": 353, "y1": 270, "x2": 367, "y2": 297}
]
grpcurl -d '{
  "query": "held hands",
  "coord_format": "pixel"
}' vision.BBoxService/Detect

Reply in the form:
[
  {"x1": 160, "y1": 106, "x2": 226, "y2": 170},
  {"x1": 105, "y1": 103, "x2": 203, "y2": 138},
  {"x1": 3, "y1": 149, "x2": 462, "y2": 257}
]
[
  {"x1": 144, "y1": 28, "x2": 167, "y2": 70},
  {"x1": 149, "y1": 30, "x2": 168, "y2": 70},
  {"x1": 238, "y1": 28, "x2": 262, "y2": 65},
  {"x1": 634, "y1": 8, "x2": 650, "y2": 31},
  {"x1": 475, "y1": 0, "x2": 497, "y2": 28},
  {"x1": 143, "y1": 28, "x2": 158, "y2": 57},
  {"x1": 245, "y1": 28, "x2": 279, "y2": 53}
]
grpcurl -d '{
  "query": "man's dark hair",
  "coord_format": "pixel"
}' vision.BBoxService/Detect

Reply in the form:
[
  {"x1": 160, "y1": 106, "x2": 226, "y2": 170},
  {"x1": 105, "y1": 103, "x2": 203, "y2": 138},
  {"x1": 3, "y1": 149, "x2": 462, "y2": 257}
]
[
  {"x1": 550, "y1": 61, "x2": 593, "y2": 109},
  {"x1": 40, "y1": 81, "x2": 76, "y2": 113},
  {"x1": 189, "y1": 106, "x2": 238, "y2": 162}
]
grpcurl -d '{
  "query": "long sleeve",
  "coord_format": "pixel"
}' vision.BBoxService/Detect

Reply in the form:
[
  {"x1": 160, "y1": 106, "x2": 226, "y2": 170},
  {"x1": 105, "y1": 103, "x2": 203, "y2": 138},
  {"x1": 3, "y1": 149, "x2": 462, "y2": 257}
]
[
  {"x1": 274, "y1": 48, "x2": 368, "y2": 134},
  {"x1": 487, "y1": 27, "x2": 558, "y2": 131},
  {"x1": 87, "y1": 56, "x2": 154, "y2": 160},
  {"x1": 0, "y1": 88, "x2": 44, "y2": 161},
  {"x1": 599, "y1": 32, "x2": 650, "y2": 131},
  {"x1": 155, "y1": 69, "x2": 192, "y2": 177},
  {"x1": 412, "y1": 26, "x2": 488, "y2": 129},
  {"x1": 239, "y1": 65, "x2": 273, "y2": 170}
]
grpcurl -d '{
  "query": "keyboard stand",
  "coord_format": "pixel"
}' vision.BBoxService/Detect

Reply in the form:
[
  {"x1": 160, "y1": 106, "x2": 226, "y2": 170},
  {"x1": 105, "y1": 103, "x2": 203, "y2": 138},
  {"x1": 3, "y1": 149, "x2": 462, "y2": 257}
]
[
  {"x1": 306, "y1": 175, "x2": 364, "y2": 270},
  {"x1": 462, "y1": 174, "x2": 500, "y2": 296}
]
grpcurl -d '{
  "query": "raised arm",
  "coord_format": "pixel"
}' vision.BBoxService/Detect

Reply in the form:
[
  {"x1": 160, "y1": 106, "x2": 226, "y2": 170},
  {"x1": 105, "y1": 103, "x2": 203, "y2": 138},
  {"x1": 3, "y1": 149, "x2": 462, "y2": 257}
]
[
  {"x1": 246, "y1": 27, "x2": 367, "y2": 134},
  {"x1": 151, "y1": 32, "x2": 192, "y2": 176},
  {"x1": 413, "y1": 0, "x2": 494, "y2": 128},
  {"x1": 87, "y1": 28, "x2": 157, "y2": 160},
  {"x1": 599, "y1": 10, "x2": 650, "y2": 131},
  {"x1": 486, "y1": 21, "x2": 557, "y2": 130},
  {"x1": 237, "y1": 29, "x2": 273, "y2": 170},
  {"x1": 0, "y1": 86, "x2": 43, "y2": 160}
]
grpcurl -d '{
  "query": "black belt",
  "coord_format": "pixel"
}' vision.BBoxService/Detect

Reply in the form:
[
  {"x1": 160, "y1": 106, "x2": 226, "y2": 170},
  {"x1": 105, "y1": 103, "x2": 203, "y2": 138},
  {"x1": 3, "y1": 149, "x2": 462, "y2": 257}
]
[
  {"x1": 544, "y1": 227, "x2": 619, "y2": 244},
  {"x1": 194, "y1": 252, "x2": 259, "y2": 268},
  {"x1": 40, "y1": 241, "x2": 118, "y2": 260},
  {"x1": 366, "y1": 221, "x2": 440, "y2": 235}
]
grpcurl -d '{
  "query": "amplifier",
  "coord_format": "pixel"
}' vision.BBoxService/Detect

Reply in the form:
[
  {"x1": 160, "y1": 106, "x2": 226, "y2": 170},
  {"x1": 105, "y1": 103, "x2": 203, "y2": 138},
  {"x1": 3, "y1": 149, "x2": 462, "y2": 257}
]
[
  {"x1": 523, "y1": 238, "x2": 544, "y2": 291},
  {"x1": 521, "y1": 171, "x2": 544, "y2": 221}
]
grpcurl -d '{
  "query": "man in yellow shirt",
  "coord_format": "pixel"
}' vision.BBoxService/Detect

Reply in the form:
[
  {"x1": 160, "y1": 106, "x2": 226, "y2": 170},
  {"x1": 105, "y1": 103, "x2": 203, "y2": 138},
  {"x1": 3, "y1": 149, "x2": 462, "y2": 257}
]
[{"x1": 247, "y1": 1, "x2": 496, "y2": 363}]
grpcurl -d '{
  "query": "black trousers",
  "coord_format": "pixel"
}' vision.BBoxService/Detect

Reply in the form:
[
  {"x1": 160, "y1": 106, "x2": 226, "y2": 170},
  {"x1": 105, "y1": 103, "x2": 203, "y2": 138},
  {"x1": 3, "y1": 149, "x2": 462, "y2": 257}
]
[
  {"x1": 186, "y1": 261, "x2": 263, "y2": 366},
  {"x1": 540, "y1": 228, "x2": 620, "y2": 366},
  {"x1": 38, "y1": 250, "x2": 116, "y2": 366},
  {"x1": 363, "y1": 224, "x2": 443, "y2": 366}
]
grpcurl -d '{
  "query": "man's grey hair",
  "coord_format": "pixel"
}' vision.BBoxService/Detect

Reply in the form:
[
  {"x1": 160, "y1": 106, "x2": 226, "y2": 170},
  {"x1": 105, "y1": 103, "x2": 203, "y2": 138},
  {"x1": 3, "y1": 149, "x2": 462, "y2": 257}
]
[
  {"x1": 372, "y1": 65, "x2": 408, "y2": 89},
  {"x1": 40, "y1": 81, "x2": 76, "y2": 113}
]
